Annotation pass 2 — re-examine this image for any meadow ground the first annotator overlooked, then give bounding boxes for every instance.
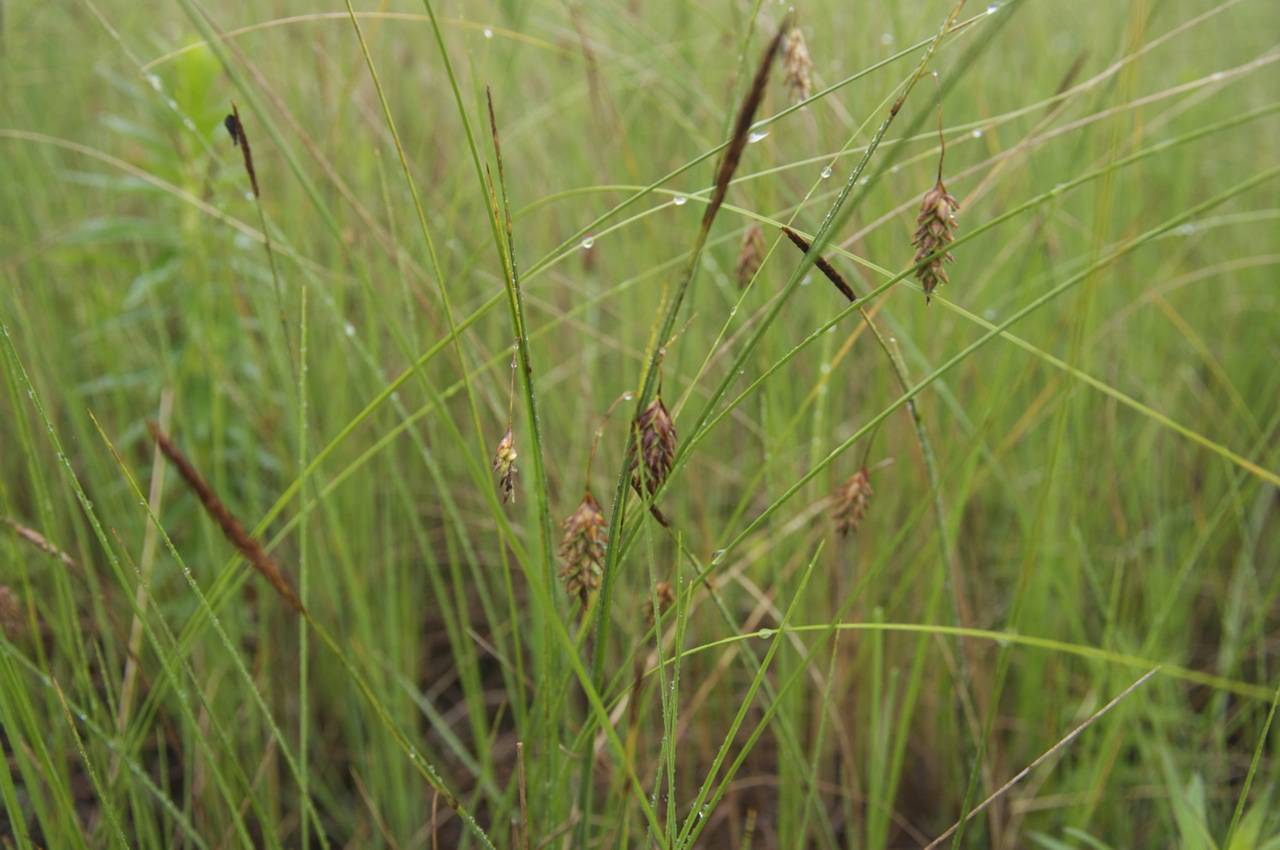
[1,0,1279,847]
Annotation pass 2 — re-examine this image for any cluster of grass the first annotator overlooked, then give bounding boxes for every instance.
[2,0,1278,846]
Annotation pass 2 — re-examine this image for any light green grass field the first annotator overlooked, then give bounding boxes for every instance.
[2,0,1278,847]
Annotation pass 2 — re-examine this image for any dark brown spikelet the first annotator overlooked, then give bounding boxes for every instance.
[558,492,607,607]
[701,22,788,235]
[735,223,767,286]
[782,27,814,102]
[0,585,23,640]
[224,102,260,198]
[492,428,519,504]
[632,396,676,497]
[912,179,959,302]
[147,423,304,614]
[832,467,873,537]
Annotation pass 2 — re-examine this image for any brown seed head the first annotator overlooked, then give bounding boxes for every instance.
[735,223,767,286]
[782,28,814,102]
[0,585,22,640]
[558,492,607,606]
[224,103,260,198]
[911,179,959,302]
[832,467,873,537]
[493,428,519,504]
[631,396,676,497]
[148,423,304,615]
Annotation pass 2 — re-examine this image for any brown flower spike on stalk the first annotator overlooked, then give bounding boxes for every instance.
[735,223,767,286]
[631,396,676,497]
[782,27,814,102]
[832,466,874,537]
[912,78,959,303]
[493,427,519,504]
[558,491,607,607]
[224,102,260,198]
[147,423,304,614]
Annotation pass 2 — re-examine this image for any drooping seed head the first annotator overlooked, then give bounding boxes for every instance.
[782,28,814,103]
[832,467,873,537]
[492,428,519,504]
[558,492,607,606]
[631,396,677,497]
[735,223,767,286]
[911,179,959,302]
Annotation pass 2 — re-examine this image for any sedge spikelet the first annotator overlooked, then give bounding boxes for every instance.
[832,467,873,537]
[224,103,259,198]
[912,179,959,302]
[735,223,767,286]
[147,423,304,614]
[782,28,814,102]
[559,492,607,606]
[631,396,676,497]
[492,428,519,504]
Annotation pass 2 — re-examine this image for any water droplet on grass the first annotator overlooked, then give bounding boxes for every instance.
[483,27,494,39]
[673,194,687,206]
[971,128,983,138]
[820,165,833,179]
[344,322,356,337]
[581,236,595,249]
[748,131,768,144]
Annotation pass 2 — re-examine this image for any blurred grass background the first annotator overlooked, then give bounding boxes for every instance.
[1,0,1278,847]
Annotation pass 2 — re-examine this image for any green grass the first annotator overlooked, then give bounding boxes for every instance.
[2,0,1278,847]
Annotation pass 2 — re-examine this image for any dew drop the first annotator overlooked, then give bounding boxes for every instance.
[890,164,899,174]
[244,191,255,201]
[483,27,494,39]
[986,2,1001,13]
[971,128,983,139]
[801,274,812,286]
[859,176,870,185]
[672,194,687,206]
[819,363,831,374]
[880,32,895,46]
[756,628,774,639]
[182,117,196,131]
[1176,223,1197,236]
[581,236,595,249]
[748,131,769,144]
[820,165,833,179]
[622,391,635,401]
[344,322,356,337]
[165,98,178,110]
[146,74,163,91]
